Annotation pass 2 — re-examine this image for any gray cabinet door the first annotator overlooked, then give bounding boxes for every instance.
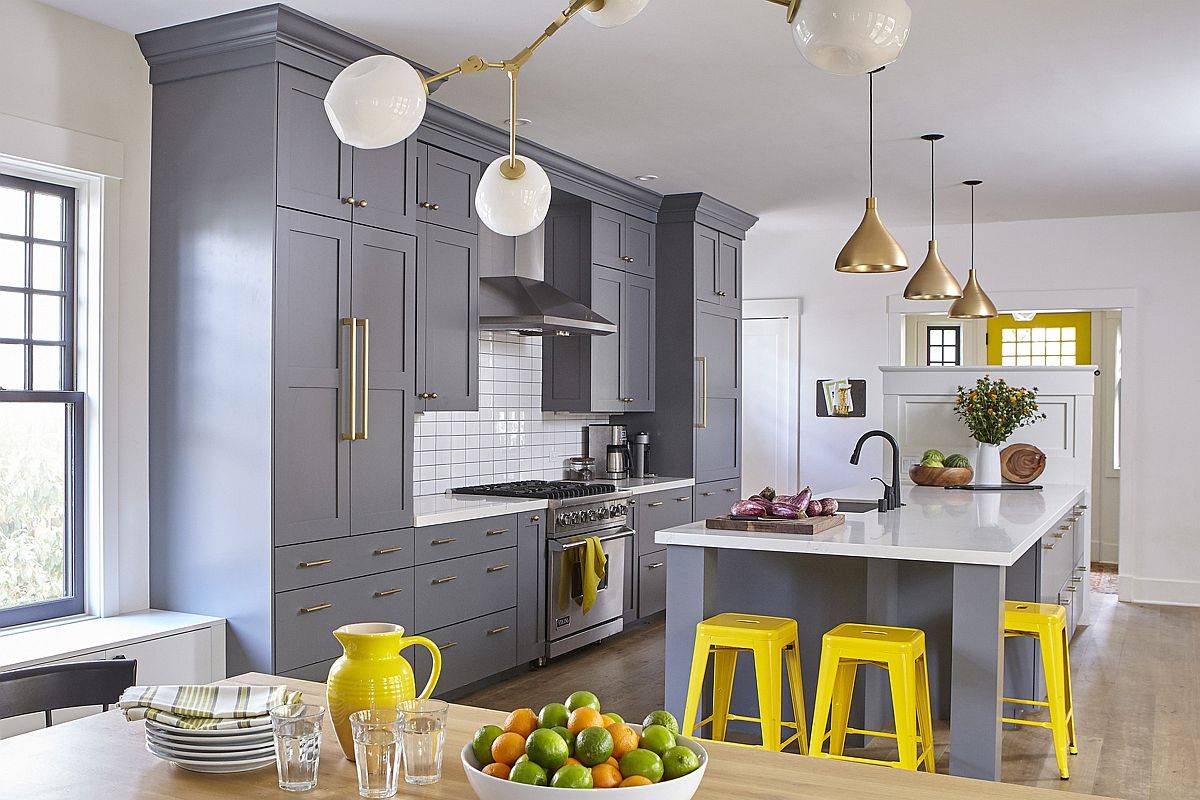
[694,396,741,483]
[590,204,625,269]
[352,141,417,235]
[274,210,351,546]
[692,225,723,304]
[277,66,352,221]
[516,511,545,664]
[692,478,742,522]
[621,273,655,411]
[417,224,479,411]
[541,203,589,411]
[694,303,741,484]
[415,142,480,234]
[717,232,741,307]
[695,302,740,397]
[589,265,624,412]
[349,228,416,534]
[637,554,667,618]
[623,216,656,278]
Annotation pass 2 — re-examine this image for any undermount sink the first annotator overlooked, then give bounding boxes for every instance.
[833,499,881,513]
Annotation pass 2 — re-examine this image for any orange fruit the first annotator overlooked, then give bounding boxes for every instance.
[620,775,653,787]
[605,757,620,769]
[491,732,526,766]
[482,762,510,779]
[568,707,605,735]
[592,763,623,788]
[564,756,583,767]
[601,714,618,726]
[606,723,639,759]
[504,708,539,738]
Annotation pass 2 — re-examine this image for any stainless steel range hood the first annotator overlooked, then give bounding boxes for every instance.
[478,223,615,337]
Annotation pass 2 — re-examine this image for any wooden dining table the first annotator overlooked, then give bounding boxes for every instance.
[0,672,1114,799]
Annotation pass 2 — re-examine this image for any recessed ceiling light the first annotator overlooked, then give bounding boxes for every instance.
[634,174,659,182]
[505,117,532,127]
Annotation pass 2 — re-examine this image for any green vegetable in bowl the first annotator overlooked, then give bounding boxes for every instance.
[922,449,945,463]
[944,453,971,469]
[920,456,945,468]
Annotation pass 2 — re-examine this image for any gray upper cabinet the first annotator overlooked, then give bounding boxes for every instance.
[590,265,624,412]
[693,225,740,308]
[412,141,480,234]
[416,223,479,411]
[716,232,742,306]
[352,142,417,235]
[590,204,655,277]
[621,273,656,411]
[623,216,657,278]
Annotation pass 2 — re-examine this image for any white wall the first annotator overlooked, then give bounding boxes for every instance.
[745,209,1200,606]
[0,0,151,613]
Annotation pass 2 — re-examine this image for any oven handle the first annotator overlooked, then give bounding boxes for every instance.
[549,528,635,552]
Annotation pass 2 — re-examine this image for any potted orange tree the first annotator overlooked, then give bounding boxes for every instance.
[953,375,1046,486]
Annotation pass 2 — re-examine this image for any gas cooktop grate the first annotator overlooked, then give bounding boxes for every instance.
[451,480,617,500]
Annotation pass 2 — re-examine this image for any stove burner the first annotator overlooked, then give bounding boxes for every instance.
[452,480,617,501]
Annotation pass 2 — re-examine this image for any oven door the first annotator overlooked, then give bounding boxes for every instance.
[546,528,631,642]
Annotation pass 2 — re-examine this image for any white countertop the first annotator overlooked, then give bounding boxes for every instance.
[655,482,1087,567]
[413,476,696,527]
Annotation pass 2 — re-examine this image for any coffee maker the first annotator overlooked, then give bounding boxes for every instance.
[585,424,629,479]
[630,431,652,478]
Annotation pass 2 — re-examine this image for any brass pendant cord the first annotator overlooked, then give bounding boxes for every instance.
[969,182,975,267]
[929,135,935,237]
[869,70,875,197]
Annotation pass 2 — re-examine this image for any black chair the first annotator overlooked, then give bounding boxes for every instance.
[0,659,137,727]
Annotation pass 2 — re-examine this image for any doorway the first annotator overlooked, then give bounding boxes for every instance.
[741,299,801,494]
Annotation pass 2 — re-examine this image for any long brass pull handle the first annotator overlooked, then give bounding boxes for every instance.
[300,603,332,614]
[486,563,510,573]
[485,528,509,537]
[341,318,357,441]
[694,356,708,429]
[440,641,458,650]
[431,537,458,545]
[647,562,664,569]
[701,491,714,497]
[647,501,664,508]
[431,576,457,585]
[373,588,404,597]
[374,546,404,556]
[297,559,332,569]
[487,625,510,636]
[356,317,369,440]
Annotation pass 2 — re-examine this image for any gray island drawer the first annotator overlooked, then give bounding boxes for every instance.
[416,516,518,564]
[415,548,518,632]
[274,528,416,592]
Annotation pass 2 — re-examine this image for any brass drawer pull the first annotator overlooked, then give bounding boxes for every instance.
[373,588,404,597]
[701,491,714,497]
[486,563,510,573]
[420,201,440,211]
[1043,543,1055,550]
[725,487,737,493]
[676,496,690,502]
[647,501,664,508]
[431,537,458,546]
[485,528,509,537]
[299,603,332,614]
[1065,586,1078,593]
[341,196,357,205]
[647,562,665,569]
[1075,504,1089,510]
[1060,597,1072,607]
[373,546,404,556]
[1059,525,1072,530]
[431,576,458,585]
[1071,576,1084,583]
[441,641,458,650]
[487,625,511,636]
[297,559,332,569]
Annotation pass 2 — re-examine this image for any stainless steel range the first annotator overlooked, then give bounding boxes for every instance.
[451,481,632,662]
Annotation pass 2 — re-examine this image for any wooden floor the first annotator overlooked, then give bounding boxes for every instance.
[458,587,1200,800]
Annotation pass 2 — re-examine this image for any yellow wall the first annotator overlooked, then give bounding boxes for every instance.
[986,312,1092,365]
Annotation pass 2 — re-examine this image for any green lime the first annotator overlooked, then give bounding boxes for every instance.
[639,724,675,756]
[574,725,614,767]
[508,759,548,786]
[661,745,701,780]
[642,710,680,736]
[603,711,624,724]
[525,728,569,772]
[565,690,601,712]
[537,702,570,730]
[471,724,504,765]
[549,763,594,789]
[619,748,665,783]
[550,725,575,755]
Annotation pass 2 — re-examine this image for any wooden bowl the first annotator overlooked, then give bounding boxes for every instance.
[909,464,974,487]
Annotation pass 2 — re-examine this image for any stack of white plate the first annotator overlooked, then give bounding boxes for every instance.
[144,717,276,774]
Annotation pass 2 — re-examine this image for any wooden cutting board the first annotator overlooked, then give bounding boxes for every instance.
[705,514,846,535]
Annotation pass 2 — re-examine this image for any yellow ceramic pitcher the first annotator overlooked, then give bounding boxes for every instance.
[326,622,442,759]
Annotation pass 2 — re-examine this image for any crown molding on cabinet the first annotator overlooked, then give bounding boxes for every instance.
[658,192,759,239]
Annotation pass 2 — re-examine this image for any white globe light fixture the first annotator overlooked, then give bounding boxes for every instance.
[791,0,911,76]
[581,0,651,28]
[324,55,427,149]
[476,155,552,237]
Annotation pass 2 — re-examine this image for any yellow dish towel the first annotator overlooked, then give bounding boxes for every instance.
[581,536,608,614]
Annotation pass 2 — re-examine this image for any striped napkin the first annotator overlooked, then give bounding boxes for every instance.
[119,684,303,730]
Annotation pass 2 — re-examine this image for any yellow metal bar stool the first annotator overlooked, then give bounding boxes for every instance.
[1002,600,1078,779]
[681,613,808,754]
[809,623,936,772]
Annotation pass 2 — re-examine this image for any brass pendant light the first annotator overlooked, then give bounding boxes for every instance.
[903,134,963,299]
[835,68,909,273]
[948,180,998,319]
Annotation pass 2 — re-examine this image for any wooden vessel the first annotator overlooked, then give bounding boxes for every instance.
[1000,443,1047,484]
[706,514,846,535]
[909,465,974,487]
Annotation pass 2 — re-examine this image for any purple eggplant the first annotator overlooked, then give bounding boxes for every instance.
[768,502,800,519]
[731,499,768,517]
[759,486,777,502]
[806,500,824,517]
[794,487,812,509]
[821,498,839,515]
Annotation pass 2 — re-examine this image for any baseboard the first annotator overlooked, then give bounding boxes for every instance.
[1119,574,1200,607]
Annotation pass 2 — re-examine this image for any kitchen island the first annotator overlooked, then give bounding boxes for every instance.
[658,482,1090,781]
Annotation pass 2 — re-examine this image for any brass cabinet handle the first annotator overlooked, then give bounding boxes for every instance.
[355,317,369,439]
[485,528,509,537]
[647,562,664,569]
[297,559,332,569]
[1075,504,1089,510]
[1043,543,1055,550]
[628,499,637,505]
[1060,597,1072,607]
[486,563,510,573]
[694,356,708,429]
[701,491,714,497]
[620,397,634,403]
[373,587,404,597]
[300,602,332,614]
[1065,586,1078,593]
[1053,532,1065,539]
[341,318,357,441]
[420,201,440,211]
[621,255,634,263]
[716,290,727,297]
[429,392,439,399]
[1071,576,1083,583]
[487,625,511,636]
[418,392,429,399]
[531,515,540,522]
[341,196,357,205]
[647,501,664,508]
[440,641,458,650]
[676,496,690,502]
[725,487,737,492]
[1059,525,1071,530]
[431,575,458,585]
[431,537,458,545]
[373,546,404,556]
[355,199,368,208]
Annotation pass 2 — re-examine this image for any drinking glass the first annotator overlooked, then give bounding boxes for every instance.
[350,709,402,798]
[270,703,325,792]
[396,698,448,785]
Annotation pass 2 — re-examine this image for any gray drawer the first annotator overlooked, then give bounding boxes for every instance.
[638,553,667,618]
[416,516,518,564]
[280,658,337,683]
[1039,521,1074,605]
[413,608,518,695]
[273,568,415,673]
[692,478,741,522]
[274,528,415,592]
[633,487,693,555]
[415,548,517,632]
[1070,503,1087,565]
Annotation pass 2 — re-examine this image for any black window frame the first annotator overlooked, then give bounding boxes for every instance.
[926,324,961,366]
[0,173,85,628]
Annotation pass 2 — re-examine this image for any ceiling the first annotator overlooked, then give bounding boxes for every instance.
[45,0,1200,230]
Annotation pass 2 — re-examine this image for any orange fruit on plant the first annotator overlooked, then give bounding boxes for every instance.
[606,723,639,759]
[504,708,539,738]
[482,762,510,779]
[568,707,605,735]
[591,763,623,788]
[491,732,526,766]
[620,775,653,787]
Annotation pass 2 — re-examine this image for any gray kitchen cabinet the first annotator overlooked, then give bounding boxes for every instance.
[633,487,693,556]
[622,273,656,411]
[416,223,479,411]
[590,204,655,277]
[273,528,416,593]
[413,609,518,696]
[414,515,516,564]
[415,548,518,633]
[353,140,417,235]
[692,478,743,521]
[717,232,742,306]
[412,140,480,234]
[590,265,624,411]
[516,511,546,664]
[637,554,667,618]
[692,225,741,308]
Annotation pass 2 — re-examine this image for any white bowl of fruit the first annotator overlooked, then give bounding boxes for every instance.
[463,691,706,799]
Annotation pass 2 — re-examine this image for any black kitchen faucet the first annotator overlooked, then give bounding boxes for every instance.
[850,430,903,512]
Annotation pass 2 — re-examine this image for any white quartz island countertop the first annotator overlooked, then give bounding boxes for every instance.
[656,482,1087,566]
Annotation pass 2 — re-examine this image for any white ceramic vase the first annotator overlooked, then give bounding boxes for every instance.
[976,442,1002,486]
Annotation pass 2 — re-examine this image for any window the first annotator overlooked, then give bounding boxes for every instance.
[0,174,84,628]
[926,325,961,366]
[987,312,1092,367]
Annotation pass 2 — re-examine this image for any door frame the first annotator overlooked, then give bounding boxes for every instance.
[742,298,803,492]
